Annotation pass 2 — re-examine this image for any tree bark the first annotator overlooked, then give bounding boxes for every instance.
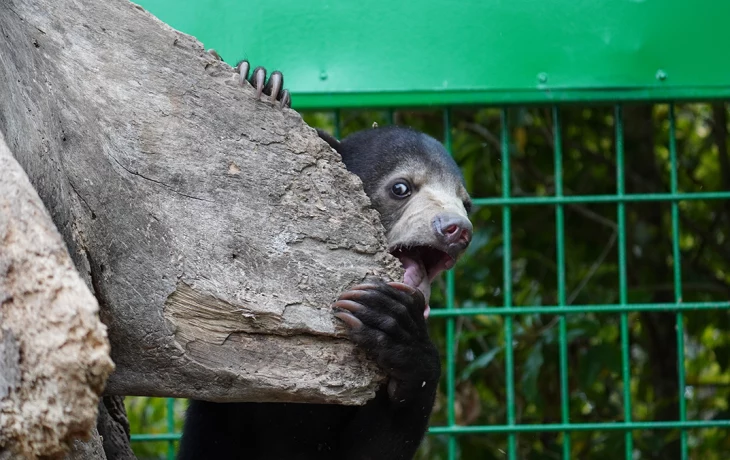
[0,0,398,406]
[0,133,115,458]
[92,397,135,460]
[65,428,108,460]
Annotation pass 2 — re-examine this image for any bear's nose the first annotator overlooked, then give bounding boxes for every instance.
[433,213,473,248]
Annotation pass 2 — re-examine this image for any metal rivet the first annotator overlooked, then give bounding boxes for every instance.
[319,71,328,81]
[538,72,548,84]
[656,70,667,81]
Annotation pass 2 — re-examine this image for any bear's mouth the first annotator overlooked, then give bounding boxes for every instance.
[390,246,456,318]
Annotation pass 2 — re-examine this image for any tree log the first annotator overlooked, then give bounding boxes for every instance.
[92,397,134,460]
[0,133,114,458]
[0,0,399,405]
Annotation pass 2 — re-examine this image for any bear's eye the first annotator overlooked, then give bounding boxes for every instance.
[390,181,411,199]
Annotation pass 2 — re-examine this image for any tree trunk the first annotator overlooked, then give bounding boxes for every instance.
[0,0,398,406]
[92,397,135,460]
[0,133,114,458]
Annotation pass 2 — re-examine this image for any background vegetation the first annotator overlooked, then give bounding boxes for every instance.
[127,103,730,459]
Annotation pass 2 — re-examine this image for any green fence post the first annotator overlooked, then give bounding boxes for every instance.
[552,106,571,459]
[387,109,395,125]
[501,108,517,460]
[614,105,635,459]
[334,109,341,139]
[668,104,688,460]
[443,108,458,460]
[166,398,176,460]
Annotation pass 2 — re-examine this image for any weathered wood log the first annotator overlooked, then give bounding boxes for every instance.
[0,133,115,459]
[91,397,135,460]
[0,0,400,405]
[66,428,107,460]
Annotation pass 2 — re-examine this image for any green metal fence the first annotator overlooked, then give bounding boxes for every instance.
[427,104,730,460]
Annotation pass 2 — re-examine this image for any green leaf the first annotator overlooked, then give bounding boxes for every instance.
[578,343,622,390]
[459,346,503,381]
[521,342,545,401]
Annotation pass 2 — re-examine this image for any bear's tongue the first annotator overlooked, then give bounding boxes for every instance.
[399,254,432,318]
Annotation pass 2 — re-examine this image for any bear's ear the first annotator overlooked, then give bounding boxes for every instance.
[317,129,341,152]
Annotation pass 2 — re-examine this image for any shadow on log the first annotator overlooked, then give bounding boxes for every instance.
[0,0,400,409]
